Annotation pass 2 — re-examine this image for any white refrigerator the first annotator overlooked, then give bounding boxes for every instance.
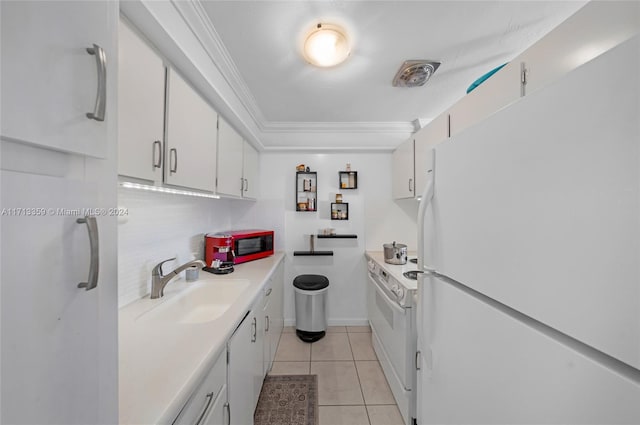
[416,35,640,423]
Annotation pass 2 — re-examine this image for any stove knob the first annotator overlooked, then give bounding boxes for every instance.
[395,286,405,299]
[389,284,401,299]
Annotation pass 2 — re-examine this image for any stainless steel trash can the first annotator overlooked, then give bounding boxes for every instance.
[293,274,329,342]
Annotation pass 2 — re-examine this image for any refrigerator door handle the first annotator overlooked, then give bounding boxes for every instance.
[417,155,435,271]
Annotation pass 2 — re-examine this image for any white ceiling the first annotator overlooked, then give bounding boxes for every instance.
[192,1,587,150]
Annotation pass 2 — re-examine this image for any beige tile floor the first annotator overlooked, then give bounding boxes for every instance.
[268,325,404,425]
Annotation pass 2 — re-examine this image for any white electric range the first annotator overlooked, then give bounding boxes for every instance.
[365,251,420,425]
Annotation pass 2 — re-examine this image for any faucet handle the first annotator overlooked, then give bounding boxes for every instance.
[152,257,176,277]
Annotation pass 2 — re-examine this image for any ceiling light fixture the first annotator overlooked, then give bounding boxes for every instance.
[303,23,351,67]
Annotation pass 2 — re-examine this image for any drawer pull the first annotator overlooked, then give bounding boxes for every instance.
[194,391,215,425]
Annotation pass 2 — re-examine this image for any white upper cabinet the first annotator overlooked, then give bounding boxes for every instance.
[448,62,521,137]
[1,1,111,158]
[118,18,166,182]
[414,113,447,197]
[242,141,259,200]
[216,118,244,197]
[165,68,217,192]
[392,138,415,199]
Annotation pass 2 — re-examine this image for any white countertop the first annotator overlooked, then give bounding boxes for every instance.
[118,253,284,425]
[365,251,420,291]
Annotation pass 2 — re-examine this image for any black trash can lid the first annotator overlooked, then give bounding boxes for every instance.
[293,274,329,291]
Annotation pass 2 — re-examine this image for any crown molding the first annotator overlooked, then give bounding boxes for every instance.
[259,121,415,134]
[173,0,268,127]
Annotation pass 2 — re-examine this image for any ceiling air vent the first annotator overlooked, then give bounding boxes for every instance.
[392,60,441,87]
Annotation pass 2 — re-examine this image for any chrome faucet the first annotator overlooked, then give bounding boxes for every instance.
[151,257,206,299]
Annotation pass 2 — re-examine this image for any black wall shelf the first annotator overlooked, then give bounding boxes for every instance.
[296,171,317,212]
[317,234,358,239]
[331,202,349,220]
[293,251,334,256]
[339,171,358,189]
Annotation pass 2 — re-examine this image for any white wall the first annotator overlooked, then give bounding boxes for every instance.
[117,151,418,322]
[259,152,418,326]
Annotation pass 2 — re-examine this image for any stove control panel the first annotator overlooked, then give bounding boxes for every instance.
[390,284,405,300]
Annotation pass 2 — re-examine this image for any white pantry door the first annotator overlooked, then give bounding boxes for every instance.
[0,1,119,423]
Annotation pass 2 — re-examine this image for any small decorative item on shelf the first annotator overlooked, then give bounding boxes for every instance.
[346,163,351,171]
[335,193,342,203]
[338,171,358,189]
[296,164,305,171]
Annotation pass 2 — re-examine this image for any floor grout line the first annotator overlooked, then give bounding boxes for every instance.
[352,358,372,425]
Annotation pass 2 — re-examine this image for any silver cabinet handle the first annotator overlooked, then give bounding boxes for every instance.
[240,177,244,192]
[265,315,270,332]
[409,178,414,193]
[244,178,248,192]
[224,402,230,425]
[265,288,272,297]
[153,141,162,168]
[415,350,421,371]
[251,317,257,342]
[77,216,99,291]
[86,44,107,122]
[194,391,215,425]
[169,148,177,173]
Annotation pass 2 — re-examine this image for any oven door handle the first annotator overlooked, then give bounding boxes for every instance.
[371,275,407,315]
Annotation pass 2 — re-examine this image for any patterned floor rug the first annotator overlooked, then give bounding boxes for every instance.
[254,374,318,425]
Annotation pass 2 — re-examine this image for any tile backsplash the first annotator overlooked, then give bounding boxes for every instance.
[117,187,253,307]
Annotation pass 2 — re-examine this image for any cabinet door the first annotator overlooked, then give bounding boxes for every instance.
[242,141,259,199]
[266,262,284,370]
[165,68,217,192]
[448,63,521,137]
[228,312,259,425]
[1,1,111,158]
[118,18,165,182]
[253,295,266,400]
[414,113,446,197]
[263,287,272,375]
[392,138,415,199]
[216,118,244,197]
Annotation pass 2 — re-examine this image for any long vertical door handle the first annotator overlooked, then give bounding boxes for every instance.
[152,141,162,168]
[86,44,107,122]
[251,317,257,342]
[77,216,99,290]
[169,148,178,173]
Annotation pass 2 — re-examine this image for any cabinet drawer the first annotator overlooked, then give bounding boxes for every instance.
[173,349,227,425]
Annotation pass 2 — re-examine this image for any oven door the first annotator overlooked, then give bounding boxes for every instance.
[367,272,411,390]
